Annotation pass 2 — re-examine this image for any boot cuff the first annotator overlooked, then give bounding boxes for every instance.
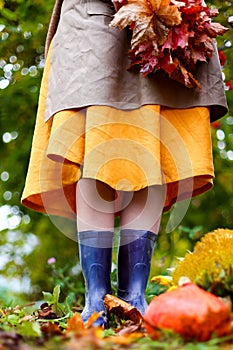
[78,230,114,248]
[120,229,157,245]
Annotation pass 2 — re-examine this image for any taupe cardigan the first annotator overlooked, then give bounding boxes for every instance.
[45,0,64,57]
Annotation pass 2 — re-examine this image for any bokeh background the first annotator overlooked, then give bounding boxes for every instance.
[0,0,233,304]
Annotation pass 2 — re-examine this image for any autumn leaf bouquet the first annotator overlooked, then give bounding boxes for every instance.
[110,0,228,89]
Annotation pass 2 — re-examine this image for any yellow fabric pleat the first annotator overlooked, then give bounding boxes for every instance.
[21,44,214,219]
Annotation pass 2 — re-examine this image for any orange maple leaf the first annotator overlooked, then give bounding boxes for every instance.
[66,313,85,333]
[111,0,181,50]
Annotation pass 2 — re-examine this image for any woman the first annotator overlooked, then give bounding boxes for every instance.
[22,0,228,326]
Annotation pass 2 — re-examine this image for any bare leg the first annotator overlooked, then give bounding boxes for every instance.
[76,178,115,232]
[119,185,165,234]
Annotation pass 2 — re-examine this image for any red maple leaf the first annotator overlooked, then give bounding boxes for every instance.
[163,22,190,50]
[218,50,227,67]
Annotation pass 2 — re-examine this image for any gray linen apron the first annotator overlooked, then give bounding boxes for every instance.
[45,0,228,122]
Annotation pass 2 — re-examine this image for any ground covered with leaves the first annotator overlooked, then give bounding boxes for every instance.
[1,284,233,350]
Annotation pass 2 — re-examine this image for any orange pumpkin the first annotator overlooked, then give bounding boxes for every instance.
[144,283,232,341]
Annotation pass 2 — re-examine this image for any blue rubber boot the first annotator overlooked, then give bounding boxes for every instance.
[117,230,157,315]
[78,230,113,327]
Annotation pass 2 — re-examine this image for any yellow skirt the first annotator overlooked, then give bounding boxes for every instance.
[21,49,214,220]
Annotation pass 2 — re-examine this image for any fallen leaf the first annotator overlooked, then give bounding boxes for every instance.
[106,331,144,345]
[38,303,57,320]
[104,294,143,325]
[66,314,85,334]
[0,331,22,350]
[117,321,142,335]
[65,329,105,350]
[85,311,105,329]
[40,322,63,337]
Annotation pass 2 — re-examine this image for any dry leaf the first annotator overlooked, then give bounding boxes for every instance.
[169,57,202,90]
[38,303,57,320]
[66,313,85,333]
[110,3,142,30]
[111,3,157,50]
[40,322,63,336]
[111,0,181,50]
[156,4,181,27]
[85,311,105,329]
[106,331,144,345]
[117,321,142,335]
[104,294,143,325]
[148,0,173,12]
[110,0,228,89]
[65,328,105,350]
[207,22,229,37]
[154,18,170,46]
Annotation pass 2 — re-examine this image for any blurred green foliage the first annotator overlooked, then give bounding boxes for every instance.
[0,0,233,302]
